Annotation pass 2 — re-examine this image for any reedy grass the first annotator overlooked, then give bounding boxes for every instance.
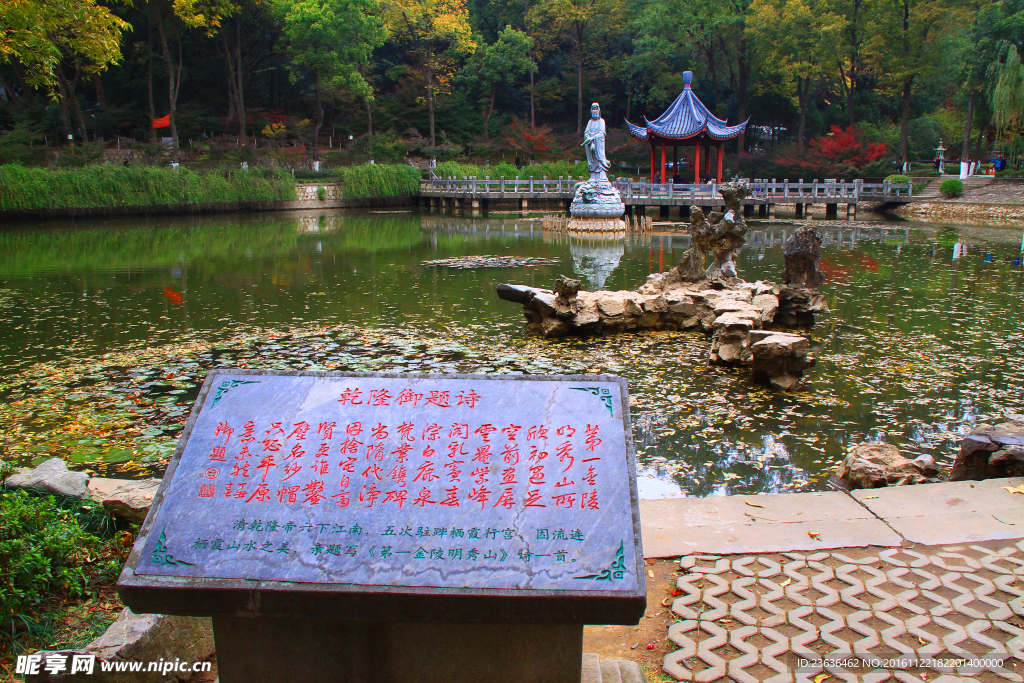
[0,165,296,211]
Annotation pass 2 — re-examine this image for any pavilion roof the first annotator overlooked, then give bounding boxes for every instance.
[626,71,748,142]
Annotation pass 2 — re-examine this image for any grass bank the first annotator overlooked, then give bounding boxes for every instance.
[0,165,296,212]
[293,163,421,198]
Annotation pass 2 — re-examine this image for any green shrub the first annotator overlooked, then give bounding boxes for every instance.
[884,174,910,184]
[995,170,1024,178]
[0,165,296,211]
[0,490,117,641]
[940,178,964,198]
[332,164,420,198]
[432,160,588,180]
[316,186,327,201]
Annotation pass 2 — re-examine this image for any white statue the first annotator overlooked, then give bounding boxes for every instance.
[583,102,611,177]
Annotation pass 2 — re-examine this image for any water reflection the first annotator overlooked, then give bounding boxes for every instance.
[0,210,1022,499]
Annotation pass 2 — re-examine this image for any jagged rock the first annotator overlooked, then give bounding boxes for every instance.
[950,421,1024,480]
[776,285,829,328]
[89,478,161,524]
[6,458,89,499]
[783,225,825,287]
[744,331,816,391]
[553,275,581,298]
[835,443,941,489]
[24,609,214,683]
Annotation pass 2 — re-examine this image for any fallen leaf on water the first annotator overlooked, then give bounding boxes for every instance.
[808,531,821,540]
[646,643,656,650]
[814,674,830,683]
[1003,485,1024,495]
[648,570,655,578]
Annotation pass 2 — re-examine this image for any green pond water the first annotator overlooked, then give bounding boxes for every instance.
[1,209,1022,498]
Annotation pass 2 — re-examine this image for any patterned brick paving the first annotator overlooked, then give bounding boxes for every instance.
[664,542,1024,682]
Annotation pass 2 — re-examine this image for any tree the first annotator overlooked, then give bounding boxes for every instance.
[0,0,128,92]
[461,26,535,137]
[383,0,476,149]
[276,0,386,151]
[528,0,621,134]
[748,0,842,147]
[865,0,957,169]
[216,1,280,137]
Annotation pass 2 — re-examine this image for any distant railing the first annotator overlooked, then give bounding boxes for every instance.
[419,176,913,201]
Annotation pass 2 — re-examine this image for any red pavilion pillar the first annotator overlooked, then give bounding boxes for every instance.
[716,142,723,183]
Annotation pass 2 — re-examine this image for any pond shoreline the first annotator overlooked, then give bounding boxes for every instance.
[0,193,415,221]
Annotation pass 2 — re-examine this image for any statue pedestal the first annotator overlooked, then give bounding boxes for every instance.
[569,175,625,232]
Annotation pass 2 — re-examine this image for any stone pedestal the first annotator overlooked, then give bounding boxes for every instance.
[213,618,583,683]
[569,172,625,233]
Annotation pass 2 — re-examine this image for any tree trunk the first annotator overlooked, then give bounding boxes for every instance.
[960,89,974,174]
[529,69,535,128]
[55,72,72,142]
[366,97,373,141]
[483,84,496,139]
[425,61,435,148]
[312,77,323,152]
[222,33,237,129]
[0,71,18,103]
[67,66,88,141]
[576,43,583,135]
[11,59,35,103]
[736,40,748,153]
[155,15,181,150]
[796,77,811,149]
[92,73,107,106]
[235,16,246,137]
[845,0,862,127]
[148,8,156,143]
[899,75,914,169]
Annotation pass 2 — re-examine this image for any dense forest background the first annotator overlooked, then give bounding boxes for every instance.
[1,0,1023,176]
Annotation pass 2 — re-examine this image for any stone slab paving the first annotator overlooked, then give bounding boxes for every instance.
[662,541,1024,682]
[640,492,902,558]
[645,479,1024,681]
[852,479,1024,545]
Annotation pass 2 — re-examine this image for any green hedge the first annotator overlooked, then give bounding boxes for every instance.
[433,160,589,181]
[940,178,964,198]
[0,165,296,211]
[884,174,910,184]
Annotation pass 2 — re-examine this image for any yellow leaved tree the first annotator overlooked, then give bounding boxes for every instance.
[382,0,476,149]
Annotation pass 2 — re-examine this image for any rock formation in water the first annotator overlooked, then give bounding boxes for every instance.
[495,181,829,390]
[777,224,829,328]
[950,418,1024,480]
[834,444,941,489]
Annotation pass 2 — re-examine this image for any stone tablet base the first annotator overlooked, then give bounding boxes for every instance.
[213,617,584,683]
[568,217,627,232]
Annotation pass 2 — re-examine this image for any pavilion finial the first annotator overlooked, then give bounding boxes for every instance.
[683,71,693,88]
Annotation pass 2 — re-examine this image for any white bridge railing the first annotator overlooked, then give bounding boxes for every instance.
[419,176,913,201]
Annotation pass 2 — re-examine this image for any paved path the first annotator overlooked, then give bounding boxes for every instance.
[637,479,1024,682]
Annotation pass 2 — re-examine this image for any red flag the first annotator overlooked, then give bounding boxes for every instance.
[163,286,182,304]
[152,115,170,129]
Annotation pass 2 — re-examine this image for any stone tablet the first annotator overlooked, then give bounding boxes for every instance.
[120,371,645,624]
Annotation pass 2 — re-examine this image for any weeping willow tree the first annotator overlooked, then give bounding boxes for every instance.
[988,42,1024,140]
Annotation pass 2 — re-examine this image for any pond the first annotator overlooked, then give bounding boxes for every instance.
[1,208,1022,499]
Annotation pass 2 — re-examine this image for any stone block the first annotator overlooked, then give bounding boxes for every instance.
[951,421,1024,480]
[835,443,937,489]
[24,609,214,683]
[7,458,89,499]
[101,479,162,524]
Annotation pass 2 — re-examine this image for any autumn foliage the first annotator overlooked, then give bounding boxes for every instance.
[741,126,894,178]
